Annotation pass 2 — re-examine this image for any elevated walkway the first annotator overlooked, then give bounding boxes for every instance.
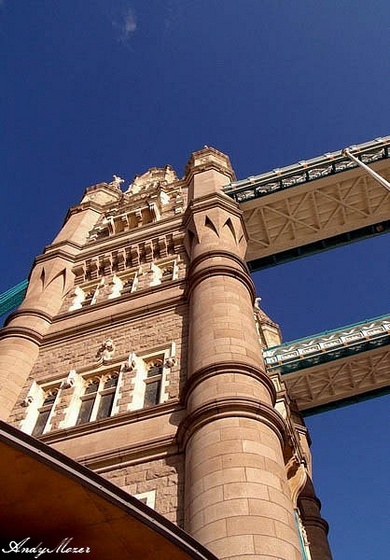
[265,315,390,415]
[224,137,390,269]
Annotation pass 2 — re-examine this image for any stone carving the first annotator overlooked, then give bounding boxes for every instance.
[286,454,308,506]
[21,382,39,408]
[87,224,109,242]
[96,339,116,364]
[186,208,244,256]
[61,370,77,389]
[110,175,125,189]
[120,352,137,373]
[164,357,177,368]
[87,215,114,241]
[108,275,123,299]
[159,190,170,205]
[149,263,163,287]
[125,165,178,195]
[21,395,34,407]
[68,286,86,311]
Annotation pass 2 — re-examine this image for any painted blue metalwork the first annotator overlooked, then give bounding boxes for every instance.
[294,510,309,560]
[263,314,390,375]
[0,279,28,317]
[247,221,390,272]
[224,136,390,203]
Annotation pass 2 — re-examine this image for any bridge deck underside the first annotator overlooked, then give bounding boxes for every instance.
[242,160,390,268]
[282,345,390,415]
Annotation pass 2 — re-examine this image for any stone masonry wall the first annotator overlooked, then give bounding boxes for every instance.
[9,304,188,430]
[102,454,185,527]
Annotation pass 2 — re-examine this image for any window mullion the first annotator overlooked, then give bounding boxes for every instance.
[89,379,104,421]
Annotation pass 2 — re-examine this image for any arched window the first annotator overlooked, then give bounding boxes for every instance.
[143,360,164,408]
[32,389,59,436]
[76,373,119,425]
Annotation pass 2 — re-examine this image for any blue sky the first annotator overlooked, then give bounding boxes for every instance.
[1,1,389,557]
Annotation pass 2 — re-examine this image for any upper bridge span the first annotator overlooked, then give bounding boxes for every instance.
[224,136,390,269]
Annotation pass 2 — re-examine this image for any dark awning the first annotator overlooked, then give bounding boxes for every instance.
[0,421,216,560]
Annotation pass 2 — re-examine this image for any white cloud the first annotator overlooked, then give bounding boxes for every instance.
[123,10,137,35]
[114,7,137,43]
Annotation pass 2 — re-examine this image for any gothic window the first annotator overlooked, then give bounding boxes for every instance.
[161,265,174,282]
[143,359,164,408]
[121,276,135,295]
[32,389,59,437]
[81,287,97,307]
[76,373,119,425]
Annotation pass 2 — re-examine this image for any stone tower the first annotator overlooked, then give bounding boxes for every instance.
[0,148,332,559]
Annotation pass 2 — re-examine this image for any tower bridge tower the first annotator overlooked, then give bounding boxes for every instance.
[0,146,348,559]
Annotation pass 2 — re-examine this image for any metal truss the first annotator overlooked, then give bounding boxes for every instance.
[264,315,390,374]
[281,346,390,414]
[225,136,390,202]
[241,163,390,266]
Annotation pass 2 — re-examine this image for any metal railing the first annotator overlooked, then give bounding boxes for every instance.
[263,314,390,374]
[224,136,390,203]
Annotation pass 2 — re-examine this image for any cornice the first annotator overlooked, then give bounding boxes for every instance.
[81,434,180,472]
[0,325,44,345]
[182,361,276,407]
[34,246,79,264]
[80,215,186,257]
[84,182,124,196]
[188,249,249,275]
[183,191,241,224]
[184,162,236,185]
[178,396,287,450]
[3,307,52,329]
[41,400,184,445]
[46,281,187,343]
[300,514,330,533]
[42,238,83,254]
[64,199,106,221]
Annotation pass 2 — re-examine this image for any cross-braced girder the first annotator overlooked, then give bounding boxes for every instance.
[282,346,390,414]
[241,160,390,266]
[223,137,390,268]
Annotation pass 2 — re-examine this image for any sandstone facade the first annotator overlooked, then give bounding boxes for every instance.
[0,152,332,560]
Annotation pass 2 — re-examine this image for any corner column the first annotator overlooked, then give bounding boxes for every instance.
[0,183,121,420]
[298,478,333,560]
[291,405,333,560]
[181,148,301,560]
